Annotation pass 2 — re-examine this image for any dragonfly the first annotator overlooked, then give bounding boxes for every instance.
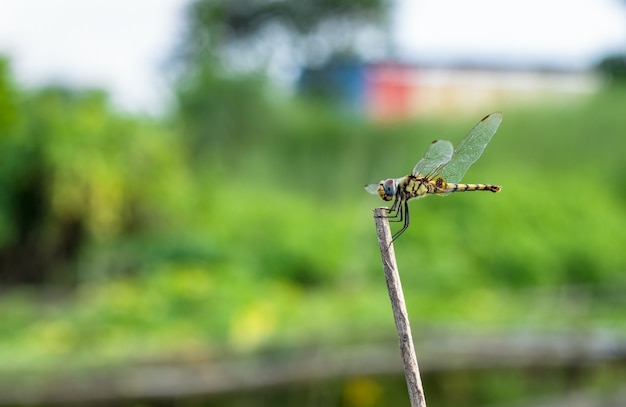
[365,112,503,242]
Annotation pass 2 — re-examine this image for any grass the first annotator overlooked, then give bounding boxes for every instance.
[1,85,626,377]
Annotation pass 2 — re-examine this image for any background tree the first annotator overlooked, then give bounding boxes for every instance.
[173,0,390,156]
[0,62,189,285]
[178,0,389,73]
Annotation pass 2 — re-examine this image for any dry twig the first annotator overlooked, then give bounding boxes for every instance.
[373,207,427,407]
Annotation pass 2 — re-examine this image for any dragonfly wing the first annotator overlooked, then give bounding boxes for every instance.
[412,140,454,176]
[437,112,502,183]
[365,183,380,195]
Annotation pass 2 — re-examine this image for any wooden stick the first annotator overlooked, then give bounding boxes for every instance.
[373,207,427,407]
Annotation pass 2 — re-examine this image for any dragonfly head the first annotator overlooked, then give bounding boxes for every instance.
[379,178,397,201]
[365,178,397,201]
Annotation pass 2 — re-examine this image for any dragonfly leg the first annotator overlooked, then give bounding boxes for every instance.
[375,196,402,221]
[387,197,404,222]
[391,200,410,243]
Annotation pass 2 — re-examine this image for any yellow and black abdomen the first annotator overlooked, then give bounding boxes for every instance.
[442,182,501,193]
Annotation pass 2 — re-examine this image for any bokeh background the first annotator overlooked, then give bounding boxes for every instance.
[1,0,626,406]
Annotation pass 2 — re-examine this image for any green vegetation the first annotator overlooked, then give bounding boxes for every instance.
[1,51,626,377]
[3,1,625,404]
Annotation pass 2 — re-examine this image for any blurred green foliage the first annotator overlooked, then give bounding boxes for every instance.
[1,2,624,404]
[597,53,626,82]
[0,60,191,284]
[1,52,626,387]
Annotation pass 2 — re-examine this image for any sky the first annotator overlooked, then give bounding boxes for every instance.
[0,0,187,113]
[394,0,626,68]
[1,0,625,113]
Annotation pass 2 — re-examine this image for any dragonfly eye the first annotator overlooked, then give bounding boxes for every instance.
[380,179,396,200]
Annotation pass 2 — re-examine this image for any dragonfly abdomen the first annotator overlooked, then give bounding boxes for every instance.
[441,182,501,193]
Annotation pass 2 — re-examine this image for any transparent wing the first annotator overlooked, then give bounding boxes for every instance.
[435,112,502,183]
[364,183,380,195]
[412,140,454,176]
